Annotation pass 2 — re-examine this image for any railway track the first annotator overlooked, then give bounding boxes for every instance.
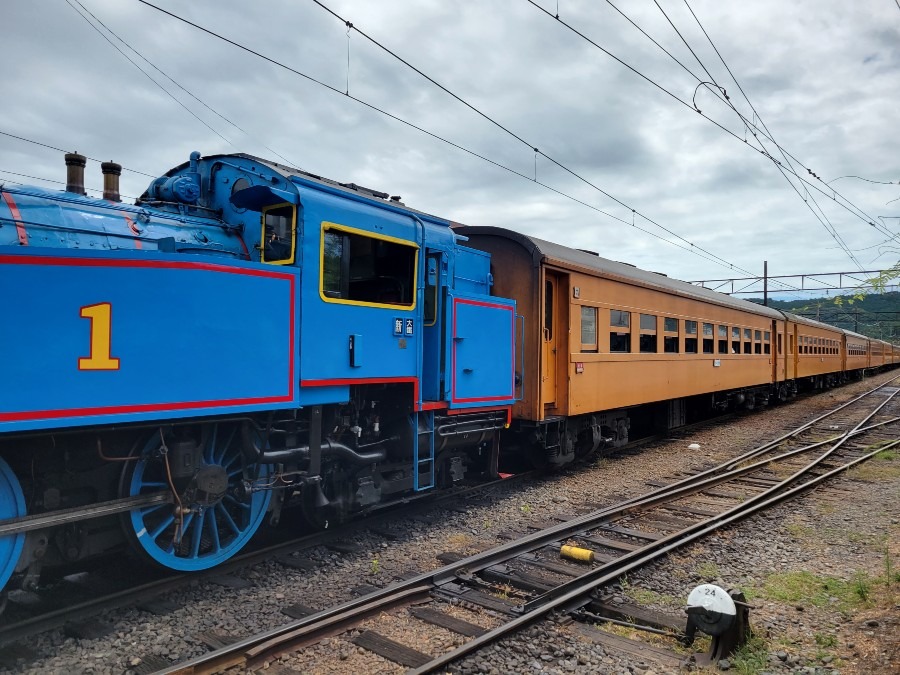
[0,471,538,649]
[0,407,734,651]
[154,375,900,674]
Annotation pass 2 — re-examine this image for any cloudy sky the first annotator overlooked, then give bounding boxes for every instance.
[3,0,899,297]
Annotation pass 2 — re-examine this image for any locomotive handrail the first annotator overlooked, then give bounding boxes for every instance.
[516,313,525,401]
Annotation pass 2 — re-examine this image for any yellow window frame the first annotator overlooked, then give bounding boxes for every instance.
[260,202,297,265]
[319,221,419,310]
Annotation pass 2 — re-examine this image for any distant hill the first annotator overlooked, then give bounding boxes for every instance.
[745,292,900,341]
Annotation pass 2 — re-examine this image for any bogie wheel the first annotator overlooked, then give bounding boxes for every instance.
[120,425,272,572]
[0,457,26,593]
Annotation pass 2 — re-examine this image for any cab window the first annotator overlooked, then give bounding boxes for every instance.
[321,224,417,307]
[261,203,296,264]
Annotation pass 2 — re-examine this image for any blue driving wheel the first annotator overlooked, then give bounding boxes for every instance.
[123,425,271,572]
[0,456,26,593]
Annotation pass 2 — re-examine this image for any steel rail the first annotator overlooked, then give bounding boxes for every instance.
[0,471,536,647]
[158,380,900,674]
[521,385,900,612]
[409,437,900,674]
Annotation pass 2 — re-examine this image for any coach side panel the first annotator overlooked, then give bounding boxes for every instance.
[567,273,777,415]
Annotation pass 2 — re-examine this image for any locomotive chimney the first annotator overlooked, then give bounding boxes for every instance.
[101,161,122,202]
[64,152,87,196]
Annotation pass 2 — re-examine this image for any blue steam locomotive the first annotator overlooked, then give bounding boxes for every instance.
[0,152,518,595]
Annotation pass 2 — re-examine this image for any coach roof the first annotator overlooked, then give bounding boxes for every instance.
[457,226,784,320]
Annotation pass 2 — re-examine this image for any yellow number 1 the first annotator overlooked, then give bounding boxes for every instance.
[79,302,120,371]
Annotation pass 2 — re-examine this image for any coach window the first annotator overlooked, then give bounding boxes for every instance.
[664,317,679,353]
[702,323,714,354]
[777,333,783,355]
[610,309,631,353]
[743,328,752,354]
[764,331,771,355]
[261,203,297,265]
[581,306,598,353]
[754,330,762,354]
[718,325,728,353]
[321,224,417,307]
[640,313,658,353]
[685,320,698,353]
[731,327,740,354]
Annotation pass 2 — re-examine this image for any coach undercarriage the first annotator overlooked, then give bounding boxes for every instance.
[507,370,878,472]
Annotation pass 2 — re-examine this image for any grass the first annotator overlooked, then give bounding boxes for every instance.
[814,632,837,648]
[446,533,472,548]
[847,443,900,481]
[759,570,881,612]
[493,583,513,600]
[695,561,720,578]
[729,635,770,675]
[886,547,900,586]
[623,586,681,609]
[785,523,815,539]
[848,462,900,481]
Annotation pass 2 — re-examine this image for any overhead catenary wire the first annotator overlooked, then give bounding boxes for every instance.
[65,0,235,149]
[675,0,891,239]
[673,0,871,271]
[0,129,156,178]
[131,0,759,276]
[684,0,895,243]
[828,175,898,186]
[306,0,753,277]
[558,0,877,284]
[523,0,889,244]
[630,0,880,262]
[0,167,140,201]
[530,1,874,244]
[69,0,299,169]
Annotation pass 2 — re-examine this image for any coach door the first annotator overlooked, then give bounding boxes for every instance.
[542,273,559,408]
